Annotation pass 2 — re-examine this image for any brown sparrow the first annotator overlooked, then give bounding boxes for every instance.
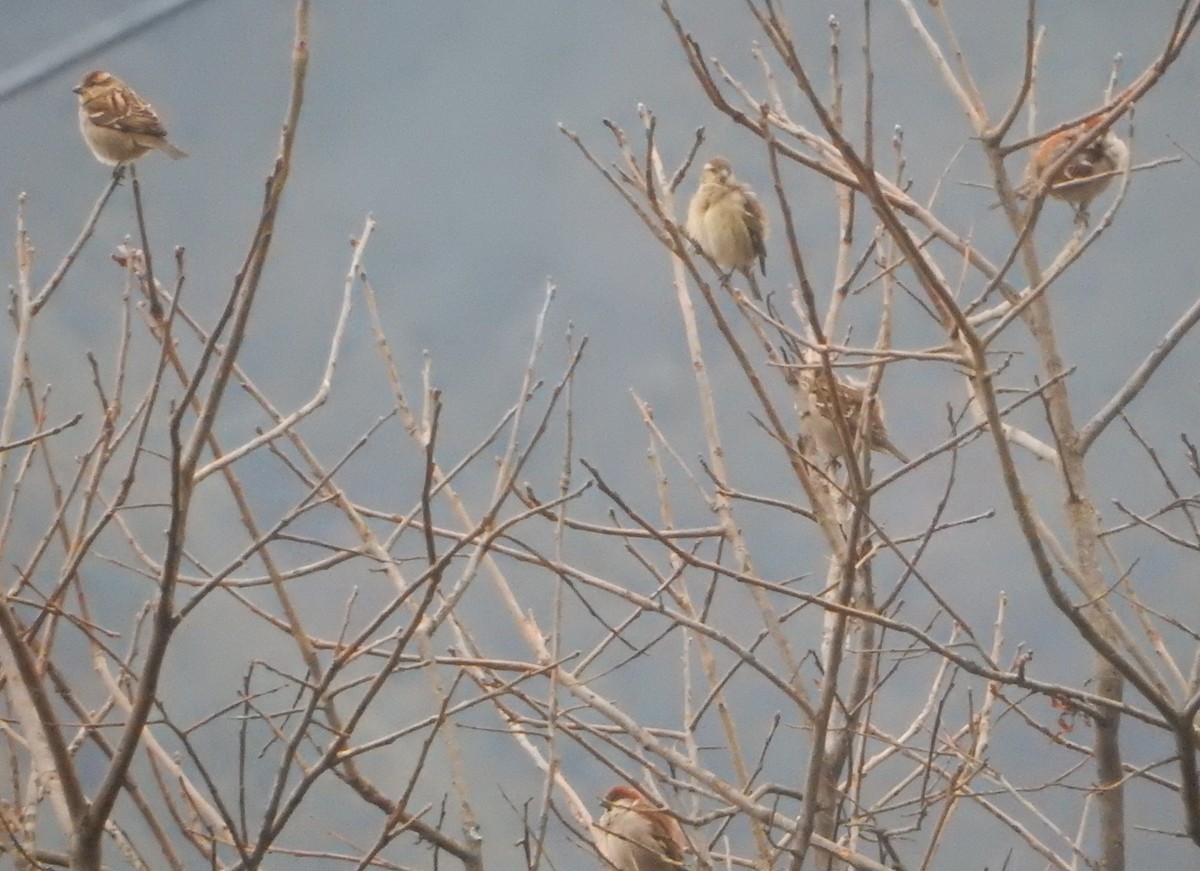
[1020,114,1127,213]
[800,372,908,465]
[686,157,767,295]
[595,784,686,871]
[74,70,187,165]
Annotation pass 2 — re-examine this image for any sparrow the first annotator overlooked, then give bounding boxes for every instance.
[1020,114,1127,214]
[685,157,767,296]
[595,784,686,871]
[74,70,188,166]
[799,372,908,465]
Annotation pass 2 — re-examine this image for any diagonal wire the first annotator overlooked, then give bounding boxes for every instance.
[0,0,211,104]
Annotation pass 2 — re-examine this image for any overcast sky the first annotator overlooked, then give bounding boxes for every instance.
[2,2,1200,868]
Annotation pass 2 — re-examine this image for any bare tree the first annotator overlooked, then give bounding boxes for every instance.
[547,3,1200,871]
[3,2,1200,871]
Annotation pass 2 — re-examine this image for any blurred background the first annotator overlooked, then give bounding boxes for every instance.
[2,1,1199,868]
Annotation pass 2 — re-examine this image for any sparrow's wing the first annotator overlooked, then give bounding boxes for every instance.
[88,92,169,138]
[652,815,687,863]
[744,194,768,275]
[832,381,865,423]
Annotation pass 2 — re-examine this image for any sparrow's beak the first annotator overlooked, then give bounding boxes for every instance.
[72,86,83,95]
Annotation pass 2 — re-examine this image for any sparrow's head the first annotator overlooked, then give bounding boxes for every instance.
[701,157,733,184]
[1035,114,1123,170]
[1030,113,1128,205]
[601,784,645,810]
[74,70,123,100]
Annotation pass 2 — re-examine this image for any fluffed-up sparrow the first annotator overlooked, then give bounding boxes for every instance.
[686,157,767,297]
[1020,114,1127,214]
[596,784,686,871]
[800,372,908,465]
[74,70,188,166]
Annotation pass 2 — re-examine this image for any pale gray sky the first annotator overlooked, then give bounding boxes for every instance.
[2,2,1199,868]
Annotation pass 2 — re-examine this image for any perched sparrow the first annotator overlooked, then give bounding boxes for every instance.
[1020,114,1127,213]
[595,784,686,871]
[685,157,767,296]
[800,372,908,465]
[74,70,188,165]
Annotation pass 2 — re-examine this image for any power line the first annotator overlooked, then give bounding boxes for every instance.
[0,0,211,104]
